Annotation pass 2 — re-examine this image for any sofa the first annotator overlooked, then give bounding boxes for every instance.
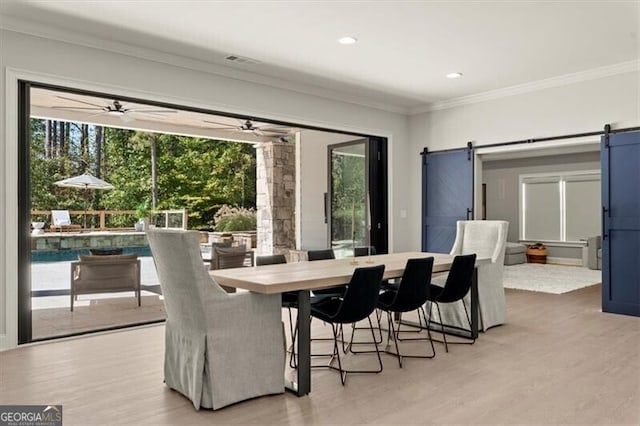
[504,242,526,265]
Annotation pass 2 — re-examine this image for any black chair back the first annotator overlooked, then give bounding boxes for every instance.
[256,254,287,266]
[390,257,434,312]
[436,254,476,303]
[308,249,335,261]
[332,265,385,324]
[354,246,377,257]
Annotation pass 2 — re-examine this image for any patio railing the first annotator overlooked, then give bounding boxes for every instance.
[30,209,188,231]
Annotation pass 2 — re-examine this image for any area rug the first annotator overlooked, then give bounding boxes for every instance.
[503,263,602,294]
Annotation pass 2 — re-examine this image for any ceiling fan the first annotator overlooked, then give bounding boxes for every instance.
[52,96,177,122]
[202,118,292,137]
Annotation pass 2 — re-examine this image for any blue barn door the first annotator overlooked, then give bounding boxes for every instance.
[602,130,640,316]
[422,146,474,253]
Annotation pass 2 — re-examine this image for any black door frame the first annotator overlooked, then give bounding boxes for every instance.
[18,80,32,344]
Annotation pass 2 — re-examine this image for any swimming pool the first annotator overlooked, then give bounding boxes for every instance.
[31,246,152,262]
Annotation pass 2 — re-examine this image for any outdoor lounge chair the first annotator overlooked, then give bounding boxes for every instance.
[70,253,141,311]
[50,210,81,232]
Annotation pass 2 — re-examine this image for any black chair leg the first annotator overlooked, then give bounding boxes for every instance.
[429,301,449,353]
[384,309,436,367]
[348,314,383,354]
[350,309,384,345]
[290,317,346,369]
[427,300,475,351]
[386,311,403,368]
[461,299,476,346]
[327,317,383,386]
[395,310,425,340]
[286,307,298,369]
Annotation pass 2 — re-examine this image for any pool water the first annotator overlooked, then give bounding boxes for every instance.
[31,246,152,262]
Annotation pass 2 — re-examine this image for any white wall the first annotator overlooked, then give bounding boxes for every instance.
[0,28,410,349]
[296,130,362,250]
[410,71,640,151]
[483,152,601,260]
[407,70,640,257]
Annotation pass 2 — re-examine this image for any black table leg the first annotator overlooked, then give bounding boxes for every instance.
[285,290,310,396]
[470,266,479,339]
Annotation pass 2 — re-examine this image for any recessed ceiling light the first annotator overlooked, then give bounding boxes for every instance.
[338,36,358,45]
[446,72,463,79]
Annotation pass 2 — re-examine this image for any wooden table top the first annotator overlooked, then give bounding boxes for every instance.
[210,251,456,294]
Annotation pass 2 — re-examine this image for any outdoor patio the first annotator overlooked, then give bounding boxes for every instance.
[30,256,164,339]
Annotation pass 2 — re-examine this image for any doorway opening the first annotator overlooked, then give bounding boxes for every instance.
[18,81,389,343]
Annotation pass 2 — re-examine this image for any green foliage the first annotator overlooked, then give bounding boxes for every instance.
[135,202,150,219]
[213,205,257,232]
[30,119,257,229]
[330,150,366,241]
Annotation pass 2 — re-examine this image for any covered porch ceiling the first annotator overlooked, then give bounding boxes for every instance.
[30,87,302,144]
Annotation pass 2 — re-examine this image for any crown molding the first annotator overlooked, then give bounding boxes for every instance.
[412,60,640,115]
[0,14,410,115]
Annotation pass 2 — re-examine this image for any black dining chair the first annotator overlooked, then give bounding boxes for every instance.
[307,249,346,299]
[307,248,335,261]
[255,254,297,367]
[351,245,386,343]
[376,257,435,367]
[310,264,386,385]
[426,253,477,352]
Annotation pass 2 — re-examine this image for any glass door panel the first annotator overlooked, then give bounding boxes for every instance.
[329,140,368,258]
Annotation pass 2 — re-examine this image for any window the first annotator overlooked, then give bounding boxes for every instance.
[520,171,600,243]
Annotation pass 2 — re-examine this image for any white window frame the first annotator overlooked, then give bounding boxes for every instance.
[519,170,600,243]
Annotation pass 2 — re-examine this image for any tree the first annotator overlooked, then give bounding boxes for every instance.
[30,119,258,230]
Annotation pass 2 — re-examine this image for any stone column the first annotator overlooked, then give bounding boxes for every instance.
[256,141,296,256]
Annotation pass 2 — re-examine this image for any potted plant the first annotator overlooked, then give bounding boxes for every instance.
[213,205,257,247]
[134,202,150,231]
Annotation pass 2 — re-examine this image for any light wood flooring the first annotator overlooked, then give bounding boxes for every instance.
[1,285,639,425]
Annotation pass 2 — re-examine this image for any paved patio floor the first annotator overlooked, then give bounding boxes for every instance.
[31,257,160,310]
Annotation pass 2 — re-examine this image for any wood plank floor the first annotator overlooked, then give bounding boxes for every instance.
[1,285,639,425]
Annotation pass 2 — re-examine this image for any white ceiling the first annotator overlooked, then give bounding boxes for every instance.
[1,1,638,113]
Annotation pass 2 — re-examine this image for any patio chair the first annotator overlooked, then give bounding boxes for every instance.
[209,245,252,292]
[146,229,284,410]
[70,253,141,311]
[50,210,81,232]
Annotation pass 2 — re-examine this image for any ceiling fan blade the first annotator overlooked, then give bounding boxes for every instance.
[128,111,172,119]
[51,106,103,110]
[259,128,291,135]
[259,124,291,130]
[128,108,178,114]
[202,119,240,129]
[54,95,106,108]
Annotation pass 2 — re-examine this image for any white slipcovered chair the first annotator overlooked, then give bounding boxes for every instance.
[146,229,284,410]
[434,220,509,332]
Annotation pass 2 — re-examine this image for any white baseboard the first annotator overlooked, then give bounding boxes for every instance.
[547,256,584,266]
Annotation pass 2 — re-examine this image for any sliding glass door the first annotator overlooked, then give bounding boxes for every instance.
[328,137,387,258]
[329,140,368,257]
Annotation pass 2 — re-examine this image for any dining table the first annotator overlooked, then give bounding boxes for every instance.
[210,251,481,396]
